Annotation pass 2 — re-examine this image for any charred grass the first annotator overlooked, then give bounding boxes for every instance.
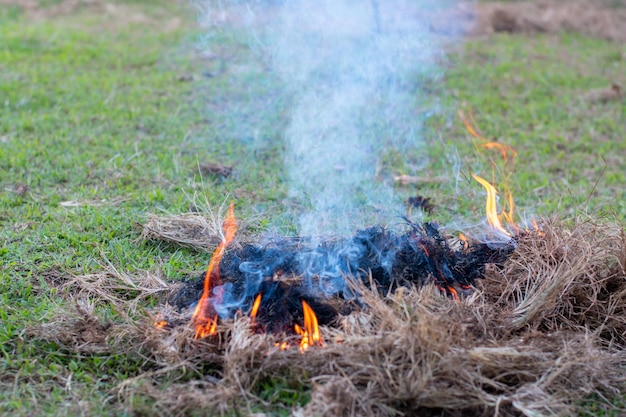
[1,0,626,416]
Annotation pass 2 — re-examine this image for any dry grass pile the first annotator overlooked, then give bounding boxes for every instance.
[140,198,238,251]
[141,213,223,251]
[30,218,626,416]
[29,265,169,354]
[474,0,626,42]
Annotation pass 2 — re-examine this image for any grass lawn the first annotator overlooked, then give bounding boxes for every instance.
[0,0,624,415]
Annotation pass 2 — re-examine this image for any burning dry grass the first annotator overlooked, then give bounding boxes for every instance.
[30,218,626,416]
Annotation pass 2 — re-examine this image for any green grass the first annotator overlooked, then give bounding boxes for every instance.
[0,1,625,415]
[421,33,626,223]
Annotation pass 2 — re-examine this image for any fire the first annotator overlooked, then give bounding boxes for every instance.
[191,203,238,339]
[501,189,518,233]
[531,218,544,236]
[447,286,460,302]
[458,232,468,250]
[460,109,522,235]
[294,300,324,353]
[459,110,517,162]
[472,174,511,237]
[250,293,262,325]
[274,341,289,350]
[481,142,517,163]
[459,109,486,142]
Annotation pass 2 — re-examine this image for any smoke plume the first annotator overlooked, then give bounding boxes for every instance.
[198,0,469,235]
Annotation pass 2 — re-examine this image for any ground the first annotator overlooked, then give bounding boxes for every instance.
[0,0,625,416]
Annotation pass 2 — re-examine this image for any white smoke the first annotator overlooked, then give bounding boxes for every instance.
[198,0,470,236]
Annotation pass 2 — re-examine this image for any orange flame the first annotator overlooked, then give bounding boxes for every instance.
[501,190,518,233]
[472,174,510,237]
[459,110,517,163]
[154,320,168,329]
[481,142,517,163]
[447,286,460,302]
[250,293,262,325]
[294,300,324,353]
[274,341,289,351]
[458,232,468,247]
[191,203,238,339]
[459,109,486,142]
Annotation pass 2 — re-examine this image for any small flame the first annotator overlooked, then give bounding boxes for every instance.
[274,341,289,350]
[481,142,517,163]
[447,286,460,302]
[458,232,468,250]
[472,174,510,237]
[459,110,517,163]
[194,313,218,339]
[532,218,539,231]
[531,218,544,236]
[501,190,518,233]
[154,320,168,329]
[294,300,324,353]
[191,203,238,339]
[250,293,262,325]
[459,109,487,142]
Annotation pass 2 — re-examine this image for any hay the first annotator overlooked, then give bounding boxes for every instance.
[474,0,626,43]
[31,218,626,416]
[28,264,170,354]
[140,197,235,251]
[141,213,223,251]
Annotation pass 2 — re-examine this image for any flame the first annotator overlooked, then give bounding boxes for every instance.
[447,286,460,302]
[191,203,238,339]
[482,142,517,163]
[531,218,544,236]
[294,300,324,353]
[275,341,289,350]
[458,232,468,250]
[532,218,539,231]
[501,189,519,233]
[459,109,486,142]
[459,110,517,163]
[472,174,510,237]
[154,320,168,329]
[250,293,262,325]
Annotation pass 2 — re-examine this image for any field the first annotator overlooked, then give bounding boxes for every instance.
[1,0,625,416]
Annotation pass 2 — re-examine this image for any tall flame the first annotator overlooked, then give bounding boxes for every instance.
[191,203,238,339]
[472,174,510,237]
[294,300,324,353]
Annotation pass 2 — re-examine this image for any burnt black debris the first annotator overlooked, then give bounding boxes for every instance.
[406,195,434,214]
[169,222,516,332]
